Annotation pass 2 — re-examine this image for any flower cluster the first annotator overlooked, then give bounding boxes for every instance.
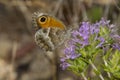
[60,18,120,70]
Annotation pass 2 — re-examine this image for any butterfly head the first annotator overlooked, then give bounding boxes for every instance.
[32,12,65,30]
[32,11,69,51]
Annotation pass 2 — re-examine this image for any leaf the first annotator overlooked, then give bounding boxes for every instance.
[104,50,120,79]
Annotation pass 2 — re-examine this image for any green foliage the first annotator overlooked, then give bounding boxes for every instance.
[104,50,120,79]
[68,58,88,75]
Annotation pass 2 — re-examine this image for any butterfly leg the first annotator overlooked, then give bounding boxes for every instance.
[45,28,51,38]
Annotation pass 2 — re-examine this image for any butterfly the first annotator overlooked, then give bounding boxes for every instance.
[32,12,71,51]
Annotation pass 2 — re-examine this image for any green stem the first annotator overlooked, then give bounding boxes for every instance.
[89,59,104,80]
[81,72,88,80]
[103,59,111,78]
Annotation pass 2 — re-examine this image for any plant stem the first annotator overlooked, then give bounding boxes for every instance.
[103,59,111,78]
[89,59,104,80]
[81,72,88,80]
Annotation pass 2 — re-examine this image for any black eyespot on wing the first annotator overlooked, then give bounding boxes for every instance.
[40,17,46,22]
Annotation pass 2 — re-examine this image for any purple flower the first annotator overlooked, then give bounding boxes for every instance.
[96,37,105,48]
[72,30,81,38]
[98,18,110,26]
[112,43,120,50]
[78,22,90,40]
[90,24,100,34]
[60,61,71,70]
[60,58,66,62]
[64,45,80,59]
[60,18,120,70]
[71,22,91,48]
[82,38,89,46]
[110,34,120,50]
[112,34,120,39]
[72,38,81,44]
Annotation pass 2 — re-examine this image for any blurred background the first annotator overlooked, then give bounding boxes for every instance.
[0,0,120,80]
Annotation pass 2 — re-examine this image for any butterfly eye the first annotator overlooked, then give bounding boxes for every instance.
[39,16,47,24]
[40,17,46,22]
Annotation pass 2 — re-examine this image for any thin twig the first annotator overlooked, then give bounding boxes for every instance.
[12,0,32,34]
[103,59,111,78]
[11,41,18,65]
[112,0,120,11]
[80,2,88,21]
[53,0,63,15]
[7,41,18,80]
[81,72,88,80]
[104,4,110,19]
[89,59,104,80]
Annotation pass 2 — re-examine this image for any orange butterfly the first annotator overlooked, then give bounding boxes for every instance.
[32,12,70,51]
